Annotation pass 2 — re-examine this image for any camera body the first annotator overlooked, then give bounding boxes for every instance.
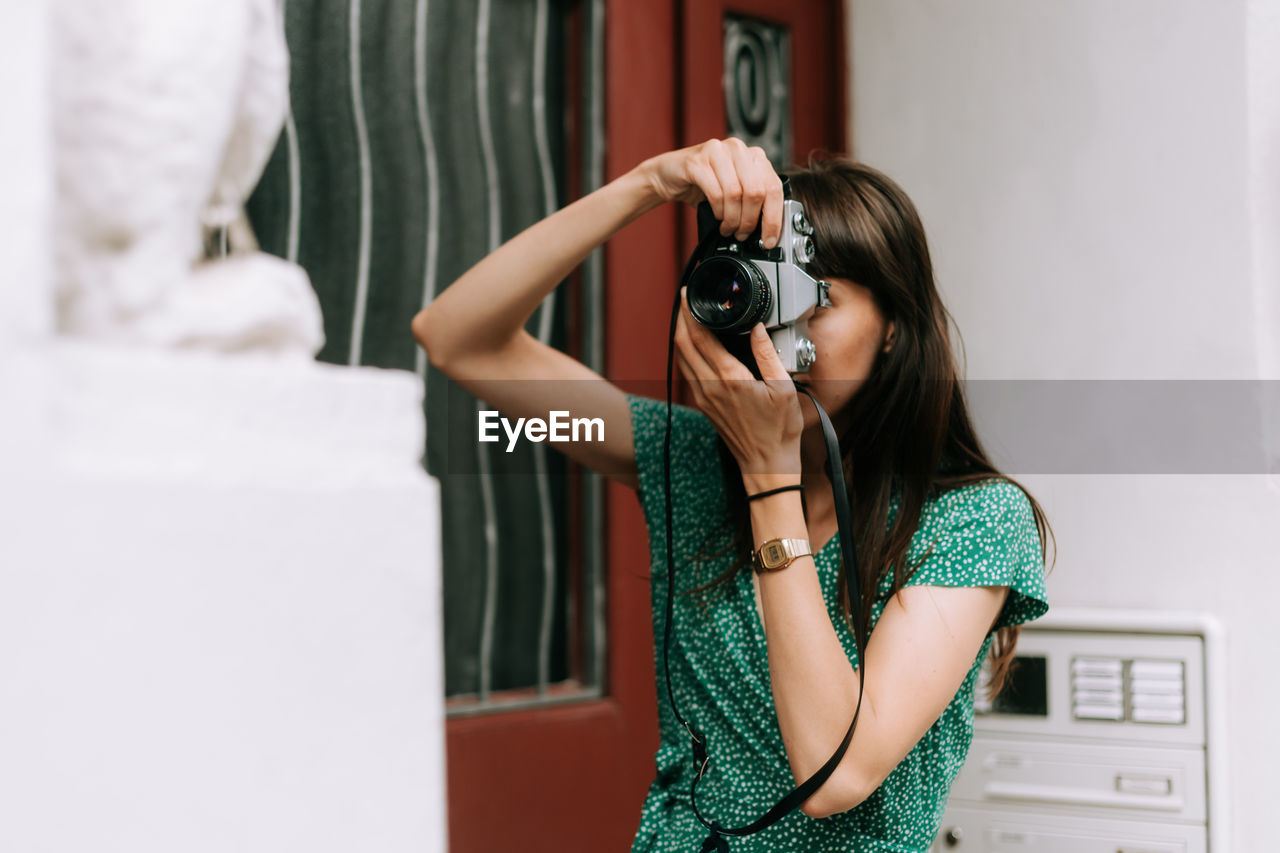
[687,195,830,377]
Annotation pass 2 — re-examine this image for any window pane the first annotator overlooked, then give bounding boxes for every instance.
[247,0,604,716]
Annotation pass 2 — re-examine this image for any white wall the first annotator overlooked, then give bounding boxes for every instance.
[848,1,1279,850]
[0,0,51,349]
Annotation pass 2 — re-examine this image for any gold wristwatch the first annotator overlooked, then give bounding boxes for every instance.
[752,537,813,574]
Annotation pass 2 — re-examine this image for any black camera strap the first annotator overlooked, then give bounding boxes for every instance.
[660,235,868,850]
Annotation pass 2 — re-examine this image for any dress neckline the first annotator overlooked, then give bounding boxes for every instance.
[815,532,841,563]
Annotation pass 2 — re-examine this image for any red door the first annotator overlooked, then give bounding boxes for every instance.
[445,3,844,850]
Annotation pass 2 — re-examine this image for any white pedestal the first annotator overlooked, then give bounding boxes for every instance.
[0,344,446,853]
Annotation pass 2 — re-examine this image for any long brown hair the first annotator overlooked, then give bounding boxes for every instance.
[685,157,1056,703]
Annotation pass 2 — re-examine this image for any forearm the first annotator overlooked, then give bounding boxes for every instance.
[413,165,662,366]
[747,490,872,813]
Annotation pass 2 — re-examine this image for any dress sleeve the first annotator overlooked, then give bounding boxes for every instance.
[624,394,727,552]
[901,478,1050,633]
[625,393,722,492]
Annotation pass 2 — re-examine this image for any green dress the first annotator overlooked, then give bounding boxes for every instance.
[624,394,1050,853]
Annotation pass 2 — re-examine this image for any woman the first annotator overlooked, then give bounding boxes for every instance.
[414,137,1053,852]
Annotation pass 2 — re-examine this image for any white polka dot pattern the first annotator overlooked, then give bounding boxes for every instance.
[624,394,1050,852]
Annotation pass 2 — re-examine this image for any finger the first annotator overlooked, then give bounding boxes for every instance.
[704,140,743,238]
[681,287,753,381]
[676,292,718,381]
[674,348,692,383]
[729,142,768,242]
[749,323,792,384]
[675,348,711,404]
[685,154,724,222]
[757,154,785,250]
[674,348,696,393]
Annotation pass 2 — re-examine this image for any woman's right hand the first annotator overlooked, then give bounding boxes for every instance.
[636,137,786,249]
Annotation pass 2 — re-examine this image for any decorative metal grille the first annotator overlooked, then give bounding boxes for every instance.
[723,15,791,170]
[246,0,606,717]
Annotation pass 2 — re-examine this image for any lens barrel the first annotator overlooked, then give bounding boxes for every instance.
[686,256,771,333]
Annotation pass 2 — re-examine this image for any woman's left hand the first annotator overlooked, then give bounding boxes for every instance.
[674,287,805,489]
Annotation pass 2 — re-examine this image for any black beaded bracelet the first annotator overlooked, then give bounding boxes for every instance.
[745,483,804,502]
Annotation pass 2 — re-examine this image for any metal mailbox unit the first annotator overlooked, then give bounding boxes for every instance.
[931,609,1228,853]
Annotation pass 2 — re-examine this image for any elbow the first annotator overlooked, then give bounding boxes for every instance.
[800,768,874,820]
[411,307,451,372]
[799,800,828,820]
[412,305,520,377]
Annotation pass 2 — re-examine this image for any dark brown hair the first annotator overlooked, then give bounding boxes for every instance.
[685,157,1056,703]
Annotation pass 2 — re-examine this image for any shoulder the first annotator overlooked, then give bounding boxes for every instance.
[903,477,1049,631]
[922,478,1036,537]
[928,476,1032,514]
[623,393,728,531]
[624,393,722,470]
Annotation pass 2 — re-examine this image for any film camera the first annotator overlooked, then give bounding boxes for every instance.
[685,180,831,378]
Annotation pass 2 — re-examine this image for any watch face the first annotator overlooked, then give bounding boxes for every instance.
[763,541,787,568]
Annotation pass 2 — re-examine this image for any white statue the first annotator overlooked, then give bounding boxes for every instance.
[50,0,324,355]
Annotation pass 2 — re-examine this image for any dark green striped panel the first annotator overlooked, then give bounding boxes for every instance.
[246,0,586,702]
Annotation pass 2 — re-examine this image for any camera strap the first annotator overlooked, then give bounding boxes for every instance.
[660,237,869,849]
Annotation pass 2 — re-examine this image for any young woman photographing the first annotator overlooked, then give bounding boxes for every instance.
[413,137,1053,852]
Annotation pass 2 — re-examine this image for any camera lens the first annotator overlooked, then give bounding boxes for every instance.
[686,256,771,333]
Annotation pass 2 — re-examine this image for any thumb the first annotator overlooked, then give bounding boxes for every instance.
[750,323,791,383]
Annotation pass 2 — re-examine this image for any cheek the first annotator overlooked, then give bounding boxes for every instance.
[807,319,878,382]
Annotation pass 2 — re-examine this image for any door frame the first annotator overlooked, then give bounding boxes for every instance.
[445,2,845,848]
